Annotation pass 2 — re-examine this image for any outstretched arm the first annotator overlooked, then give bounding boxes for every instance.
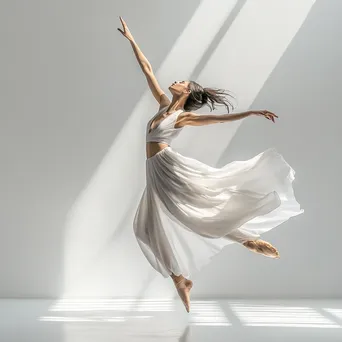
[118,17,170,108]
[180,110,278,127]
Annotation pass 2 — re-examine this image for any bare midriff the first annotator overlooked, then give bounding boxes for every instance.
[146,142,169,159]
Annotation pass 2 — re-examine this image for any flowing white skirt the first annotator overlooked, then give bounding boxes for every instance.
[133,147,303,279]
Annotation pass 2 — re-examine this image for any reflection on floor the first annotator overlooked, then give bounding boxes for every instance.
[1,299,341,341]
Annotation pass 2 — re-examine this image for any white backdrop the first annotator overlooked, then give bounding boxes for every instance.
[0,0,340,299]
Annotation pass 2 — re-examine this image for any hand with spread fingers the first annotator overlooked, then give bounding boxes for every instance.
[117,16,134,42]
[253,110,278,123]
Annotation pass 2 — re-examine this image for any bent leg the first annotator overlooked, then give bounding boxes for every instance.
[225,228,280,258]
[225,227,260,244]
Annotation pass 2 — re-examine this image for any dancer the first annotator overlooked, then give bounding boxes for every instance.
[118,17,303,313]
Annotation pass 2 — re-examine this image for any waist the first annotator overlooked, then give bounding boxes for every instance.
[146,141,170,159]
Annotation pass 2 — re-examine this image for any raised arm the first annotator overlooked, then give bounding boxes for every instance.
[179,110,278,127]
[118,17,170,108]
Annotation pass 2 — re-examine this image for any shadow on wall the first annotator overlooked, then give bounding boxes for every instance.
[0,0,201,298]
[215,0,341,297]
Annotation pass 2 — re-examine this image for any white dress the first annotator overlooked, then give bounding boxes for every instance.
[133,105,304,279]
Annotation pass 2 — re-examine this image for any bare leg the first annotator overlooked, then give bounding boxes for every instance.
[170,273,193,313]
[225,229,280,259]
[242,239,280,258]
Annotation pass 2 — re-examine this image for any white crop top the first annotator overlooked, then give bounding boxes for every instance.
[146,106,184,145]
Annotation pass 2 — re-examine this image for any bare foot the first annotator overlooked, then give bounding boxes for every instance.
[173,277,193,313]
[243,239,280,259]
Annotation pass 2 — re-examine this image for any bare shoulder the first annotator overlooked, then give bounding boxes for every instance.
[176,111,196,128]
[177,111,220,127]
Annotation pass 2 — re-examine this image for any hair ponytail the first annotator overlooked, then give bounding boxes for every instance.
[184,81,235,113]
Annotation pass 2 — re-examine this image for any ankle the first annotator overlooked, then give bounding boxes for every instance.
[171,273,185,284]
[243,240,256,247]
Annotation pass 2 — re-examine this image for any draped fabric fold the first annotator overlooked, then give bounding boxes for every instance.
[133,147,303,279]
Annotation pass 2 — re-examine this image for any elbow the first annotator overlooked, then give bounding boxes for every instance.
[142,63,152,73]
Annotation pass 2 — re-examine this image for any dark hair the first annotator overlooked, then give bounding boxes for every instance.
[184,80,235,113]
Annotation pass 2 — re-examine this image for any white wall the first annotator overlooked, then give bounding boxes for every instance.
[210,0,342,298]
[0,0,340,299]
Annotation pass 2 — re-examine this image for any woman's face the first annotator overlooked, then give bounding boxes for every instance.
[169,80,191,96]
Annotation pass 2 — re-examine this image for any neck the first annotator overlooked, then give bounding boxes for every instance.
[167,95,187,112]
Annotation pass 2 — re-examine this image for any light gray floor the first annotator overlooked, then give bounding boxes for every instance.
[1,299,342,341]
